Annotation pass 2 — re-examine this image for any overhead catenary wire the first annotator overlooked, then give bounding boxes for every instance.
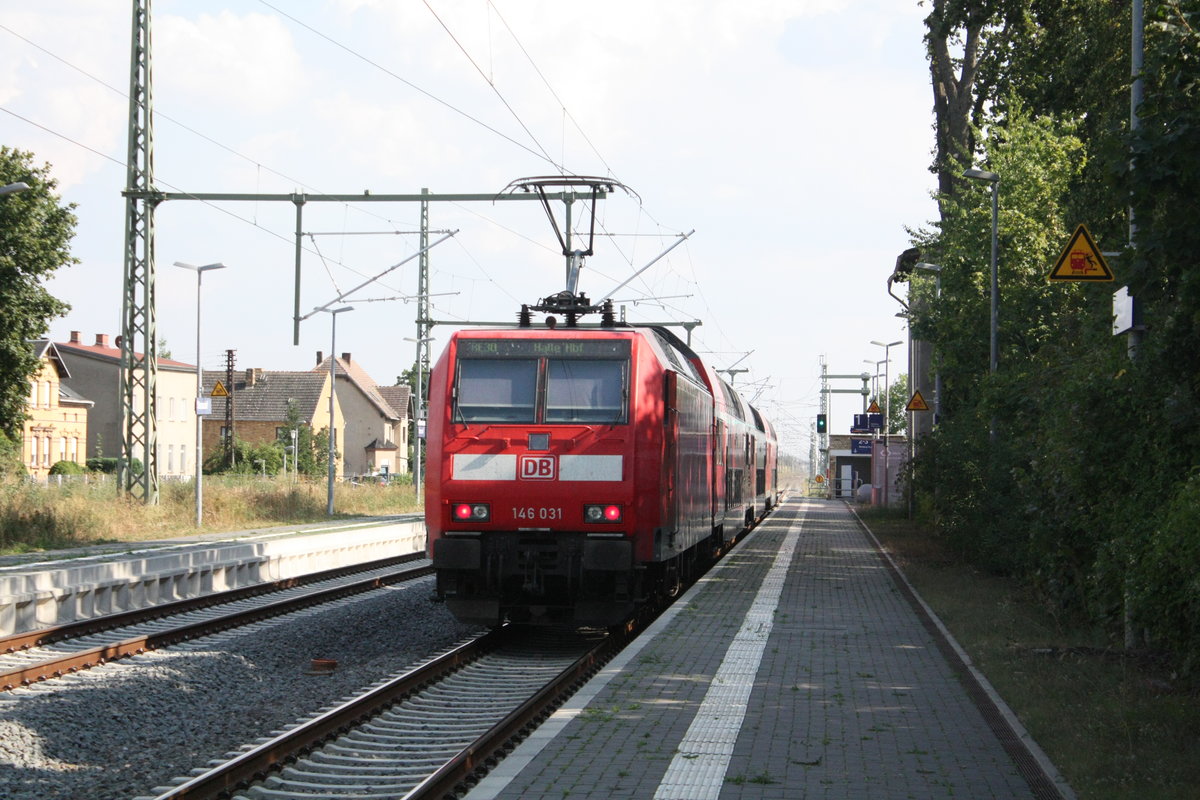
[7,7,772,416]
[0,22,416,232]
[257,0,564,173]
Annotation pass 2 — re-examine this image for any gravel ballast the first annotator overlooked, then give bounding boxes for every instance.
[0,577,480,800]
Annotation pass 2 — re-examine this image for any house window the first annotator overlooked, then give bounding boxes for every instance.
[167,444,175,474]
[181,444,188,474]
[29,381,36,405]
[40,381,51,409]
[70,437,78,463]
[59,437,66,463]
[169,396,176,421]
[42,436,49,467]
[28,436,37,465]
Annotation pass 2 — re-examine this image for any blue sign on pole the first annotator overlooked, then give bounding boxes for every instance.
[851,438,873,455]
[868,413,884,431]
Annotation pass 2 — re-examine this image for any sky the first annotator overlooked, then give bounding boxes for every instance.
[0,0,937,464]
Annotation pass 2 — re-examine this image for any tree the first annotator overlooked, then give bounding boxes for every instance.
[870,374,909,436]
[0,431,24,479]
[0,148,77,437]
[925,0,991,202]
[276,400,325,477]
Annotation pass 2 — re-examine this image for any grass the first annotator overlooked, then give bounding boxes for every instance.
[859,507,1200,800]
[0,475,424,555]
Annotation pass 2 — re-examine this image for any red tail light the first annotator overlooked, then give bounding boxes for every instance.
[584,504,623,523]
[453,503,490,522]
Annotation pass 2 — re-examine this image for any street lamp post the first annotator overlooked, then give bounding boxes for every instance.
[0,182,31,196]
[863,359,886,398]
[871,339,903,507]
[321,306,354,515]
[964,168,1000,373]
[173,261,227,527]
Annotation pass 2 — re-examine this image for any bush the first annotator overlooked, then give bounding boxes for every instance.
[1131,471,1200,672]
[86,456,143,474]
[48,460,86,475]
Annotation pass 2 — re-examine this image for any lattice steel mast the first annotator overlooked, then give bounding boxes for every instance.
[120,0,159,502]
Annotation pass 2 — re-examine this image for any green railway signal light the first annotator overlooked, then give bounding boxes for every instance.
[816,414,827,434]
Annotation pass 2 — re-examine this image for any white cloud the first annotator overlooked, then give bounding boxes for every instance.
[5,0,938,454]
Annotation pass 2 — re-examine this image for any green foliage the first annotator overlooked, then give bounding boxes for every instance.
[0,147,77,437]
[1130,471,1200,672]
[209,439,285,476]
[912,1,1200,673]
[48,460,85,476]
[870,373,909,435]
[280,400,325,477]
[0,430,25,479]
[204,401,334,477]
[86,456,142,475]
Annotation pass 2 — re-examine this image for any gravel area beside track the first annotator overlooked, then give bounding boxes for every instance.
[0,577,479,800]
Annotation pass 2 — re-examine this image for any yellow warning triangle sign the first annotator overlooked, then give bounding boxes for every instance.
[210,380,229,397]
[1049,224,1114,281]
[866,400,881,414]
[906,390,930,412]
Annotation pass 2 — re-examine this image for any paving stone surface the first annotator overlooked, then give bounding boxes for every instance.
[467,498,1045,800]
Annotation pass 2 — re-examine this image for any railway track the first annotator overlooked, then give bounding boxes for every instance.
[0,553,432,691]
[142,622,634,800]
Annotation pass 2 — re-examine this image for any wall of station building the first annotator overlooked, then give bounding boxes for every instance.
[824,433,909,506]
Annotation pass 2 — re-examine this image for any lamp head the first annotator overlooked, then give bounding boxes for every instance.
[963,168,1000,182]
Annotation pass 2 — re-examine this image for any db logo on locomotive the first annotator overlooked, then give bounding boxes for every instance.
[519,454,557,480]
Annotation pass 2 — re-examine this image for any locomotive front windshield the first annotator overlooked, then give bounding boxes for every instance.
[454,338,630,425]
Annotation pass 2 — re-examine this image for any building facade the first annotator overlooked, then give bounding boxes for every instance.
[313,352,411,478]
[56,332,197,479]
[22,340,92,479]
[201,368,345,476]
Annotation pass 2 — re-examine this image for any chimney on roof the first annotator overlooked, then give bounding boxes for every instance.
[245,368,263,387]
[95,334,109,347]
[316,351,323,366]
[341,352,351,364]
[70,331,81,344]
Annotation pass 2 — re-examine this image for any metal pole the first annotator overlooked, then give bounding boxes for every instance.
[175,262,225,526]
[989,180,999,373]
[1124,0,1145,653]
[195,272,203,525]
[415,344,423,501]
[328,314,336,515]
[871,340,902,507]
[884,350,890,507]
[416,190,429,503]
[324,307,354,515]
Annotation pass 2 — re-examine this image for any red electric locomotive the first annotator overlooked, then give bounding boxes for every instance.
[425,300,778,627]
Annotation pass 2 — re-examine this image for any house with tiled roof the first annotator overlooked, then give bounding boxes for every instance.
[312,351,412,477]
[201,367,343,475]
[56,331,196,478]
[376,383,412,473]
[22,340,92,478]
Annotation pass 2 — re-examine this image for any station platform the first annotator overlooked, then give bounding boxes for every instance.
[467,497,1074,800]
[0,516,425,636]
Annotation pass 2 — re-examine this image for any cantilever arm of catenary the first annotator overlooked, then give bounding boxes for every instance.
[598,230,695,303]
[300,229,459,321]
